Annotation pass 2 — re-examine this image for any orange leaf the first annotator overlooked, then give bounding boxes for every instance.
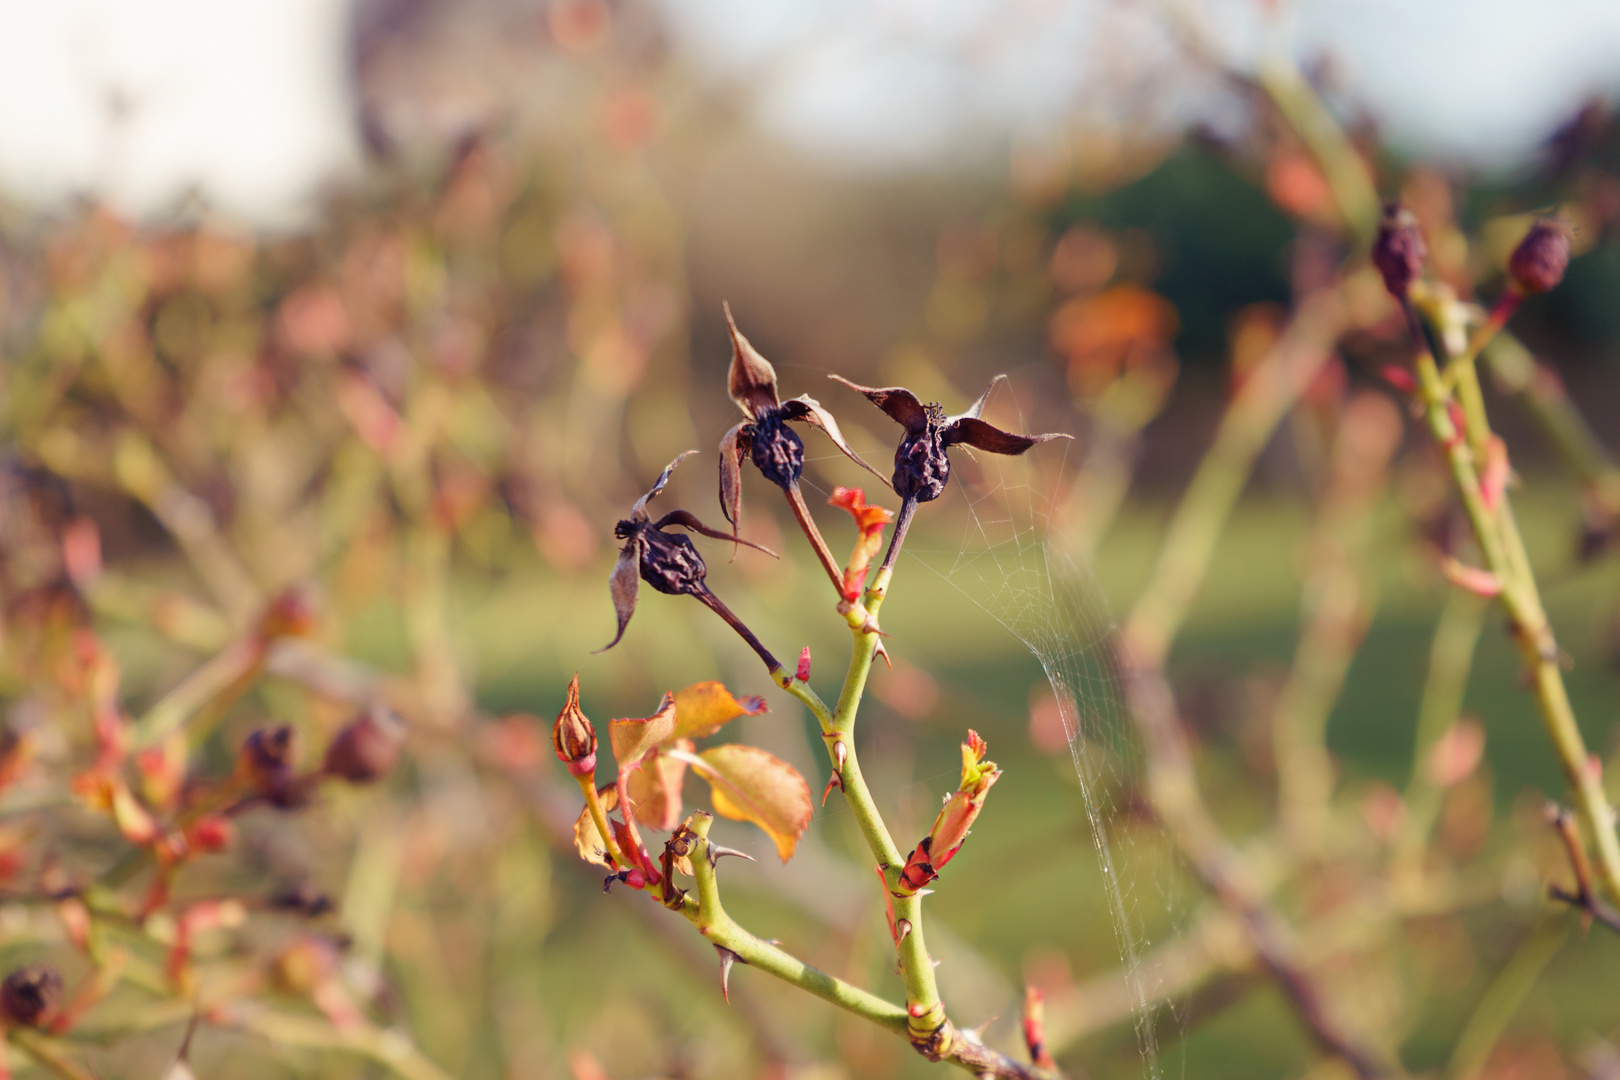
[573,784,620,869]
[695,744,813,862]
[626,740,692,830]
[671,682,767,742]
[608,693,678,769]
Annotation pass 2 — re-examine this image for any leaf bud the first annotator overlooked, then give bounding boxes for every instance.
[1371,203,1427,300]
[552,676,597,778]
[1508,217,1571,295]
[0,964,62,1027]
[323,704,406,784]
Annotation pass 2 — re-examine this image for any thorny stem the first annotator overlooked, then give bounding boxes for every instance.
[1403,300,1620,907]
[782,480,847,594]
[1254,8,1620,910]
[675,814,1056,1078]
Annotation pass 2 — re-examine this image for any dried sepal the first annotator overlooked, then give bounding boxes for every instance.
[694,744,814,862]
[777,395,889,486]
[725,303,782,418]
[831,374,1071,504]
[598,545,642,653]
[718,421,752,530]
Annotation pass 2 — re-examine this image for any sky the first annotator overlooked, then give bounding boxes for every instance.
[0,0,1616,224]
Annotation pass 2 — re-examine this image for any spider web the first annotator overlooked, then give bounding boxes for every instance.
[906,437,1175,1079]
[799,375,1186,1078]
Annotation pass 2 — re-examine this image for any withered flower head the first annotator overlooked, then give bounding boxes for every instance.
[830,374,1072,504]
[719,305,887,531]
[598,452,777,661]
[551,674,597,777]
[1372,202,1427,300]
[1507,217,1571,295]
[0,964,62,1027]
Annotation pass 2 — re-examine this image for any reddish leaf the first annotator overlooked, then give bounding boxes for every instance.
[626,739,693,830]
[694,744,813,862]
[608,693,678,769]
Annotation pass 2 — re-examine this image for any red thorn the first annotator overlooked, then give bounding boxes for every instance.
[796,647,812,682]
[1380,365,1417,395]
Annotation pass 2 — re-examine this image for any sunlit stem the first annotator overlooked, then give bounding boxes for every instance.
[577,774,625,869]
[694,587,781,672]
[782,480,845,593]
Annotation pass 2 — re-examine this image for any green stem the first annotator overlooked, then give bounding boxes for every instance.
[8,1029,95,1080]
[1408,313,1620,906]
[1443,915,1570,1080]
[679,812,908,1036]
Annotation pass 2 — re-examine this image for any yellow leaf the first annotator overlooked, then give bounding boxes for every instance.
[696,744,813,862]
[608,692,677,768]
[573,784,619,869]
[672,681,768,741]
[626,739,692,830]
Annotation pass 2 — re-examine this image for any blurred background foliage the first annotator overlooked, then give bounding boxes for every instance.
[3,1,1620,1078]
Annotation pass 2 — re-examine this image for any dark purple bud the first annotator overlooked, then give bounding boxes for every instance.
[323,704,406,784]
[746,410,806,490]
[636,527,709,596]
[0,964,62,1027]
[238,725,299,801]
[894,416,952,504]
[1508,218,1571,295]
[1372,203,1426,300]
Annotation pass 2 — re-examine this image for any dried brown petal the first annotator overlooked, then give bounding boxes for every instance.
[945,417,1072,455]
[596,543,641,653]
[718,421,752,530]
[725,304,782,419]
[630,451,698,522]
[829,375,930,432]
